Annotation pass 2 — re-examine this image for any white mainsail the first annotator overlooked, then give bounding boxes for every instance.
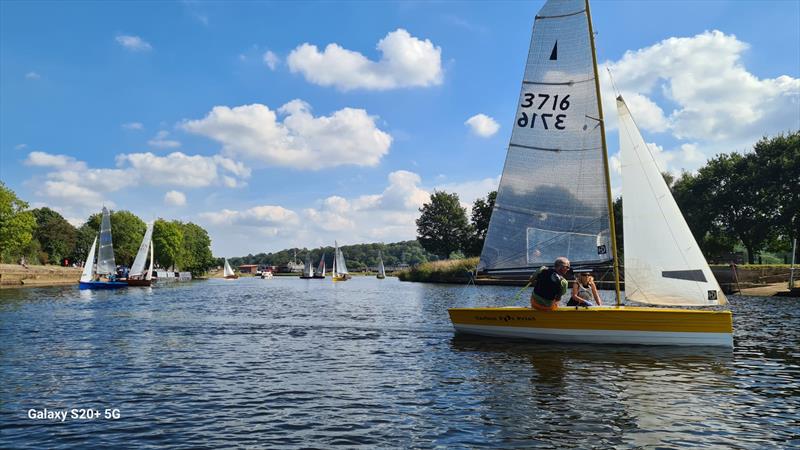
[377,251,386,277]
[130,221,154,278]
[617,96,727,306]
[316,254,326,277]
[223,258,235,278]
[80,236,98,282]
[303,256,313,277]
[478,0,612,274]
[337,247,348,274]
[96,207,116,275]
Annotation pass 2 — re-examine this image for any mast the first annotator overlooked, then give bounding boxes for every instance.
[585,0,622,306]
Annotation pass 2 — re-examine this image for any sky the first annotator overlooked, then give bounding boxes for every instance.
[1,0,798,257]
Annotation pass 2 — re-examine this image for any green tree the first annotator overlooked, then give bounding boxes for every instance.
[752,131,800,245]
[416,191,472,259]
[179,222,214,276]
[82,210,146,267]
[466,191,496,257]
[0,182,36,263]
[31,207,78,264]
[153,219,183,270]
[700,153,777,263]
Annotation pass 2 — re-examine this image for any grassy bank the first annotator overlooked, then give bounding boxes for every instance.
[396,257,479,283]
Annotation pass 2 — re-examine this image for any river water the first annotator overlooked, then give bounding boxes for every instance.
[1,277,797,448]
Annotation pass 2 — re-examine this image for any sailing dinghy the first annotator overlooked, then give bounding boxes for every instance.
[79,207,127,289]
[448,0,732,347]
[223,258,239,279]
[332,241,351,282]
[300,255,314,279]
[376,251,386,279]
[128,221,154,286]
[313,254,326,279]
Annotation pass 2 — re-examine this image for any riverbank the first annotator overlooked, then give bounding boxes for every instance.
[0,264,82,288]
[395,259,798,297]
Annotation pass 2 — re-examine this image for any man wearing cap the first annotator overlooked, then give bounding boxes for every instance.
[529,256,570,311]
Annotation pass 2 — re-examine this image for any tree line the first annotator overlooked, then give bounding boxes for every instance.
[227,240,438,271]
[416,132,799,264]
[0,183,215,275]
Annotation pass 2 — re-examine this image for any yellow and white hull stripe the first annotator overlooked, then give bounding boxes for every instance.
[448,306,733,347]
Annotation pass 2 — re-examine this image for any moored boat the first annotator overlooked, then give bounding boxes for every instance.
[448,0,732,347]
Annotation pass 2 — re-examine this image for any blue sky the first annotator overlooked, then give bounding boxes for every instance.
[2,0,798,257]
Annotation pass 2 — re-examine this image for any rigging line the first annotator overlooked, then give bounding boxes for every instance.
[619,104,708,301]
[607,66,621,98]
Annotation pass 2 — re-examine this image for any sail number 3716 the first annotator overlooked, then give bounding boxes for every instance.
[517,93,569,130]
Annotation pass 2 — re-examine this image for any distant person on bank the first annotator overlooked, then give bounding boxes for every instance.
[529,257,570,311]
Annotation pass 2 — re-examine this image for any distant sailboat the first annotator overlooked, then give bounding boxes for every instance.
[313,253,326,279]
[300,254,314,279]
[223,258,238,279]
[78,207,127,289]
[332,241,351,282]
[376,250,386,279]
[128,221,154,286]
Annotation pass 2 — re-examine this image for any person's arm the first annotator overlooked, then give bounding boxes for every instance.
[589,280,601,305]
[571,282,584,303]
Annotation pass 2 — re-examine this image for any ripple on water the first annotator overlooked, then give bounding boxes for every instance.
[0,279,798,448]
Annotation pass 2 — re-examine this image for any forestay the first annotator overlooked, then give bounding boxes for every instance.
[617,96,727,306]
[97,207,117,275]
[479,0,611,274]
[129,221,154,278]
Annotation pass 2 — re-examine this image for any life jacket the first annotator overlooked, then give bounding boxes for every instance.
[533,268,563,301]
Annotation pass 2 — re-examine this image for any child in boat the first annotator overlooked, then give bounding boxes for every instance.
[568,272,602,306]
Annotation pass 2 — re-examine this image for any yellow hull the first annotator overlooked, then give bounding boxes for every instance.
[448,306,733,347]
[332,275,350,282]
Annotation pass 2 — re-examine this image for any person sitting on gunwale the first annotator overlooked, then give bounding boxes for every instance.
[529,257,570,311]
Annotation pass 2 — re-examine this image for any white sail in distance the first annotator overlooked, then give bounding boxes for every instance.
[96,207,116,275]
[223,258,235,278]
[478,0,611,274]
[80,236,98,282]
[337,247,348,274]
[130,221,154,278]
[617,96,727,306]
[377,251,386,277]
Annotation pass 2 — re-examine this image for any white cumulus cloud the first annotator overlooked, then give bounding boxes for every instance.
[200,205,298,227]
[182,100,392,170]
[25,72,41,80]
[602,30,799,143]
[164,190,187,206]
[465,114,500,137]
[116,152,250,188]
[287,28,443,91]
[116,35,152,52]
